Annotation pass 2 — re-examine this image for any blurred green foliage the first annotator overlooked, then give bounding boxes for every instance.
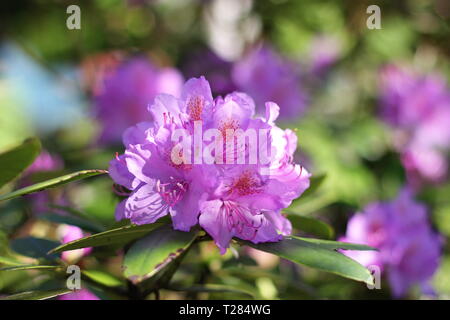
[1,0,449,300]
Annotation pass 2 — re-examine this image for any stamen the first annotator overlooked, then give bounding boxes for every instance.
[222,201,264,240]
[187,95,204,121]
[155,179,189,208]
[228,170,261,196]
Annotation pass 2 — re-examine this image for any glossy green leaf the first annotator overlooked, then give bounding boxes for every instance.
[0,137,41,188]
[49,222,167,254]
[242,237,374,284]
[82,270,123,287]
[287,214,334,239]
[0,169,108,202]
[292,236,376,251]
[39,213,104,233]
[0,289,71,300]
[0,264,61,272]
[123,225,198,284]
[10,237,60,261]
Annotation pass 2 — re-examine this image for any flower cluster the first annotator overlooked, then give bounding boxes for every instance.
[340,188,442,297]
[109,76,310,253]
[379,65,450,187]
[94,57,184,145]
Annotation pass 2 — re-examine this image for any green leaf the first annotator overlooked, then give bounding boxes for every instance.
[49,222,167,254]
[39,213,104,233]
[242,237,374,284]
[300,174,326,198]
[123,225,198,284]
[82,270,123,287]
[287,214,334,239]
[292,236,376,251]
[0,289,71,300]
[0,256,24,266]
[0,137,41,189]
[28,170,67,184]
[0,169,108,202]
[10,237,60,261]
[0,265,61,272]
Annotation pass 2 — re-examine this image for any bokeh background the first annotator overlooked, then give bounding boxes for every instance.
[1,0,450,299]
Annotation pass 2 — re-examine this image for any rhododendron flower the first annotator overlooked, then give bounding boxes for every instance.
[58,225,92,263]
[109,76,310,253]
[94,57,184,144]
[379,65,450,186]
[340,188,442,297]
[232,46,307,120]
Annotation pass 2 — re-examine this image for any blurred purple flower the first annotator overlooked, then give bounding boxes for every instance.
[182,50,237,96]
[94,57,184,145]
[379,65,448,128]
[379,65,450,186]
[308,35,341,77]
[59,288,99,300]
[25,150,63,175]
[21,151,65,214]
[340,188,442,297]
[232,46,307,120]
[109,76,310,254]
[58,224,92,263]
[56,216,96,301]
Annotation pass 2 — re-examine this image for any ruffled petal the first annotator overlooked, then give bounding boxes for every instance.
[170,187,203,232]
[199,199,233,254]
[181,76,214,122]
[122,122,154,146]
[124,144,153,184]
[124,184,169,225]
[148,93,185,127]
[108,155,136,190]
[114,199,127,221]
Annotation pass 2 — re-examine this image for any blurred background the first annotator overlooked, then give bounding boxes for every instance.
[1,0,450,299]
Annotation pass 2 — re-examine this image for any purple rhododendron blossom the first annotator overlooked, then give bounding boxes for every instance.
[58,225,92,263]
[109,76,310,254]
[379,65,450,186]
[340,188,442,297]
[232,46,307,120]
[94,57,184,145]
